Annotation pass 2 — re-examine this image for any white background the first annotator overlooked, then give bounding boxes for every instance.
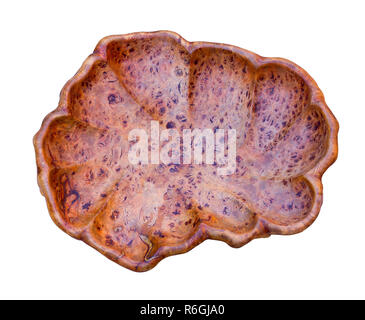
[0,0,364,299]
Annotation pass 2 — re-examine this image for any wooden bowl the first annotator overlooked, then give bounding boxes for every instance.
[34,31,338,272]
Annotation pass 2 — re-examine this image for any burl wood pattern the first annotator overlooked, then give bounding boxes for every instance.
[34,31,338,272]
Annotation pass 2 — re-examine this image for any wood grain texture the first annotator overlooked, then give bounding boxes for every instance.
[34,31,338,272]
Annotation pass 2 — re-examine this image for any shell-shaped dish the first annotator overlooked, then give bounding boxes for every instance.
[34,31,338,271]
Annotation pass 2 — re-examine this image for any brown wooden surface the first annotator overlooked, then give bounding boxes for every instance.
[34,31,338,272]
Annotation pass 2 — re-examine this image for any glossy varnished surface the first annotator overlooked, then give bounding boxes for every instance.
[34,31,338,271]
